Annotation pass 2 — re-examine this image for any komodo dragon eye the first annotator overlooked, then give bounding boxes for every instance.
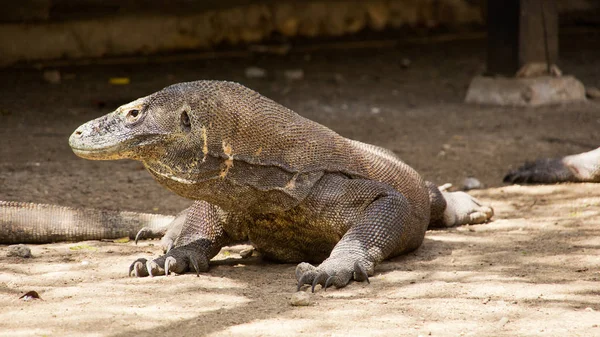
[125,109,141,123]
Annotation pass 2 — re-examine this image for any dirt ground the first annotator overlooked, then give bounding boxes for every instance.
[1,31,599,336]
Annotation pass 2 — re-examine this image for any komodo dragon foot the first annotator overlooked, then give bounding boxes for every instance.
[441,191,494,227]
[296,258,372,292]
[129,243,210,277]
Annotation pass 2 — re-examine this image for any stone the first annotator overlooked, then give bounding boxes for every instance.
[462,177,482,191]
[7,244,32,258]
[465,75,586,106]
[245,67,267,79]
[290,291,310,306]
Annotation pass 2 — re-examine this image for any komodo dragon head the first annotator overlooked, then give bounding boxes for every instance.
[70,88,188,161]
[69,81,342,186]
[69,80,344,209]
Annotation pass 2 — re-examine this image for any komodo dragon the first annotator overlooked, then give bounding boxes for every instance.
[504,147,600,184]
[68,80,493,290]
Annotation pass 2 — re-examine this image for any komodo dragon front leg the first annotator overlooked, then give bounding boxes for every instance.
[131,200,233,277]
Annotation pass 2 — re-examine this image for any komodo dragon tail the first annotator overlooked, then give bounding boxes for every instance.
[0,201,175,244]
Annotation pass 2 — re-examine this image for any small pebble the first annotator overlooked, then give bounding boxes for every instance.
[284,69,304,81]
[498,316,509,327]
[400,58,411,68]
[43,70,61,84]
[7,244,32,258]
[245,67,267,79]
[462,177,483,191]
[290,291,310,306]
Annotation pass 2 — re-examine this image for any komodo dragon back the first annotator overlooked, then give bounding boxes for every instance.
[0,201,174,244]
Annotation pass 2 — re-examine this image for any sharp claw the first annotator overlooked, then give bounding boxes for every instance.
[147,260,154,277]
[165,242,174,254]
[297,274,313,292]
[129,258,148,277]
[134,227,148,245]
[189,255,200,277]
[311,272,329,293]
[354,261,370,284]
[324,275,336,290]
[311,277,320,293]
[165,256,176,276]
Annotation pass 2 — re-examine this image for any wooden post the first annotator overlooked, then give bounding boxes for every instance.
[486,0,558,76]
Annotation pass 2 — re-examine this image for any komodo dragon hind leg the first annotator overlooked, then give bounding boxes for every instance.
[296,183,416,292]
[129,201,229,277]
[503,147,600,184]
[426,181,493,228]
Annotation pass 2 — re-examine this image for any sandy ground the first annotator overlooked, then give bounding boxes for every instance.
[1,31,599,336]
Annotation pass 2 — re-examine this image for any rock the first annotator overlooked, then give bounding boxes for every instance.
[43,70,61,84]
[462,177,483,191]
[244,67,267,79]
[284,69,304,81]
[498,316,509,327]
[7,244,31,258]
[400,58,411,68]
[290,291,310,306]
[465,75,586,106]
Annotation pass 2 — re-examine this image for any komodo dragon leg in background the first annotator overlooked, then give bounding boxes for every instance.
[504,147,600,184]
[426,182,493,228]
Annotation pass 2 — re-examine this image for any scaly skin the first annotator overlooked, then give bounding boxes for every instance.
[0,201,174,244]
[69,80,493,290]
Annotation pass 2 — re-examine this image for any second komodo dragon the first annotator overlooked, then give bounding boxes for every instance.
[69,80,493,291]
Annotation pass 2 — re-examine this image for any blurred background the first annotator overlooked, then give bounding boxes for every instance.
[1,0,599,66]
